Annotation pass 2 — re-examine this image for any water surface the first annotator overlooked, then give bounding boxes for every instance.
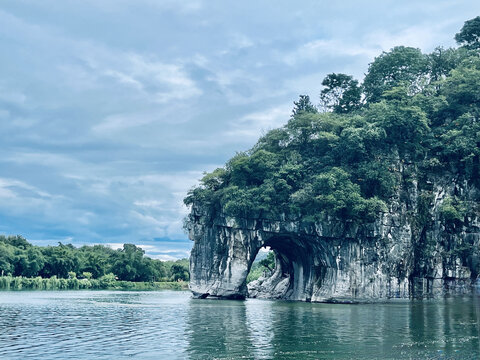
[1,291,479,359]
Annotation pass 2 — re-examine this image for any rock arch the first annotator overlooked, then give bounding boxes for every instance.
[247,234,331,302]
[186,175,480,302]
[186,205,415,302]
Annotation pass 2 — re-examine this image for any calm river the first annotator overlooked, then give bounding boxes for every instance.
[1,290,479,359]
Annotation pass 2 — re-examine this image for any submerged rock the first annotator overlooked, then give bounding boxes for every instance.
[186,172,480,303]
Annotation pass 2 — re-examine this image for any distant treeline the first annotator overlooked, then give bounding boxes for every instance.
[0,275,187,291]
[0,235,189,283]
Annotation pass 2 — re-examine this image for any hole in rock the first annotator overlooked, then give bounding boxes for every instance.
[247,247,275,284]
[246,236,327,301]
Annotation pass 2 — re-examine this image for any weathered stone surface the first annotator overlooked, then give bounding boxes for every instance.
[186,174,480,302]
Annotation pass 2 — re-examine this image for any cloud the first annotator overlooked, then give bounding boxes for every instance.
[0,178,53,200]
[2,0,480,259]
[283,39,379,67]
[362,21,457,54]
[109,54,202,103]
[133,200,165,208]
[0,86,27,105]
[104,242,191,260]
[83,0,203,14]
[61,50,202,105]
[283,20,456,71]
[92,112,159,134]
[223,104,292,141]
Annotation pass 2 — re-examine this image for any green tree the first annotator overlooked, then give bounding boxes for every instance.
[366,100,429,155]
[112,244,145,281]
[0,243,13,276]
[439,196,467,224]
[437,113,480,181]
[254,128,290,154]
[40,244,80,279]
[336,121,386,164]
[247,150,279,185]
[320,73,362,113]
[259,251,275,271]
[363,46,429,103]
[442,57,480,117]
[428,47,470,82]
[291,95,317,116]
[23,247,45,277]
[138,257,164,282]
[5,235,31,250]
[200,168,227,191]
[153,260,167,279]
[311,168,386,221]
[455,16,480,50]
[78,245,113,278]
[286,111,320,145]
[226,152,251,187]
[356,161,397,199]
[171,263,189,281]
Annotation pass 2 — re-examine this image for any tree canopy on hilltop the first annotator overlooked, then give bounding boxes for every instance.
[185,17,480,225]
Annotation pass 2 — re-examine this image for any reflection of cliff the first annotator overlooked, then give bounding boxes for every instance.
[186,297,480,358]
[264,299,480,358]
[187,172,480,302]
[407,297,480,353]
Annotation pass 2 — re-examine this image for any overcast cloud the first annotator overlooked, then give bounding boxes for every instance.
[1,0,479,259]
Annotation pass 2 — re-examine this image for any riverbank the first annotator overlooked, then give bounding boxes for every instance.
[0,275,188,291]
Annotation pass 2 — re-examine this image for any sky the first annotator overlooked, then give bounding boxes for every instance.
[1,1,479,260]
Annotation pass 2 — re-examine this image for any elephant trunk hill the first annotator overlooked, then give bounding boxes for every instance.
[185,18,480,302]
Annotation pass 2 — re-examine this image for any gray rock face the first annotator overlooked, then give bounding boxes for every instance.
[186,174,480,302]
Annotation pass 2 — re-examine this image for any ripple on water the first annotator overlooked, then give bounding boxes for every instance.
[0,291,479,359]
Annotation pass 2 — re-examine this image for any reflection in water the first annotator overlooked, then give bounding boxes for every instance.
[406,297,480,357]
[245,299,275,359]
[187,297,480,359]
[186,299,255,359]
[0,291,479,359]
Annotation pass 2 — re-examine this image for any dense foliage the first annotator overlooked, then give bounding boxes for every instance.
[455,16,480,50]
[0,235,189,282]
[185,18,480,225]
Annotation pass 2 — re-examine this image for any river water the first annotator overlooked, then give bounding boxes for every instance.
[0,291,479,359]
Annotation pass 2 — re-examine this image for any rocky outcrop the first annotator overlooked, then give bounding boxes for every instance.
[186,170,480,302]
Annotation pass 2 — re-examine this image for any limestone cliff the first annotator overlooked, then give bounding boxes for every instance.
[186,168,480,302]
[185,41,480,302]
